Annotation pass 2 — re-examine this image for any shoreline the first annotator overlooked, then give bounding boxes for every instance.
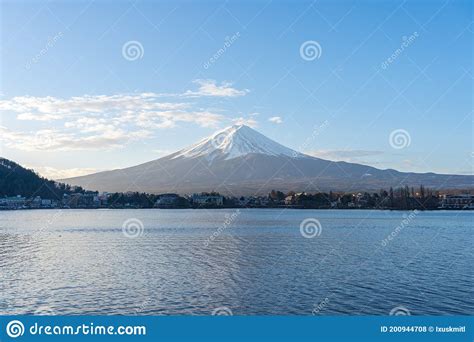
[1,207,472,211]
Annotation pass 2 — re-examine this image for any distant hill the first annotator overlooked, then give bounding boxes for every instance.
[0,158,87,199]
[62,125,473,195]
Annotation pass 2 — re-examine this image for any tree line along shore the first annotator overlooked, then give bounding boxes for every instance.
[2,186,473,210]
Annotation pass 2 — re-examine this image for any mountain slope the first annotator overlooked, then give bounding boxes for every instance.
[62,125,473,195]
[0,158,87,199]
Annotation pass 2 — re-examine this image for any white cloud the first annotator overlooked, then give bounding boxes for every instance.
[268,116,283,124]
[27,165,103,180]
[134,110,223,129]
[232,117,258,128]
[0,94,187,121]
[307,149,384,162]
[152,149,173,156]
[0,125,151,151]
[0,80,248,152]
[17,112,62,121]
[184,79,249,97]
[0,96,223,151]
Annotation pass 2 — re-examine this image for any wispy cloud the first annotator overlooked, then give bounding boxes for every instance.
[307,149,384,162]
[232,117,258,128]
[0,80,248,151]
[27,165,102,180]
[0,126,150,151]
[184,79,249,97]
[0,93,188,122]
[268,116,283,124]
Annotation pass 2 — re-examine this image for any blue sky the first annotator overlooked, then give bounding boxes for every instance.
[0,0,472,179]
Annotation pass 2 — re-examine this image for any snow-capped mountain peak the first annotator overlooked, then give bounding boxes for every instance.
[172,124,304,161]
[62,124,472,195]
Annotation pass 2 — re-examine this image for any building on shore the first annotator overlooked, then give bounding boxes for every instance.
[155,194,181,208]
[439,194,474,209]
[62,193,100,208]
[0,195,27,209]
[191,193,224,207]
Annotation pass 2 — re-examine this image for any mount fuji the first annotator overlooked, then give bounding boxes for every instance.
[62,125,472,195]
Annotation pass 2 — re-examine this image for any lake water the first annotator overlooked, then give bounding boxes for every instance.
[0,209,472,316]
